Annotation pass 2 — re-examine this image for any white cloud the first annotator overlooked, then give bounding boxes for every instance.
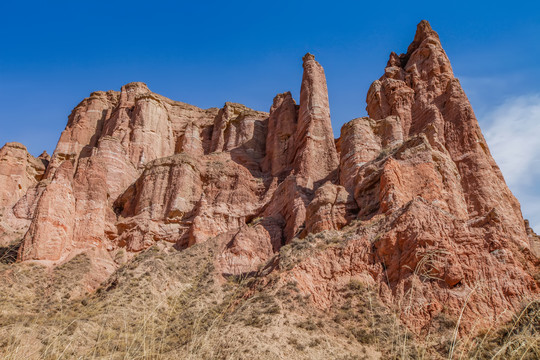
[482,94,540,231]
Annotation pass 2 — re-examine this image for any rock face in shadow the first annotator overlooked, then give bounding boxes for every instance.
[1,20,538,336]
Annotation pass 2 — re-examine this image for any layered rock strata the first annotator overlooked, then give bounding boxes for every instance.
[0,20,537,334]
[285,20,539,332]
[0,143,48,245]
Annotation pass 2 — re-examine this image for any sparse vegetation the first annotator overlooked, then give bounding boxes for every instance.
[0,241,374,359]
[247,216,263,227]
[468,300,540,359]
[0,239,22,264]
[0,238,537,359]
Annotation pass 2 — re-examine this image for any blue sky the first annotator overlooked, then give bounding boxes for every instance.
[1,1,539,229]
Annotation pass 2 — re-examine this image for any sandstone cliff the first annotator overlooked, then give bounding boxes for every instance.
[0,143,48,246]
[0,20,538,353]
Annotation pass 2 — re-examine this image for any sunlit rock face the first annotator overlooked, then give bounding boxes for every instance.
[2,20,537,335]
[289,20,538,332]
[0,143,48,245]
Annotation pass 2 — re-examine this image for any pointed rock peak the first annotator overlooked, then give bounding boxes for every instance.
[263,91,299,176]
[303,52,316,63]
[272,91,296,108]
[277,90,293,98]
[221,102,248,118]
[414,20,437,42]
[223,101,246,110]
[407,19,440,54]
[120,82,151,103]
[38,151,51,161]
[295,49,339,187]
[220,101,267,118]
[416,19,434,36]
[386,51,402,67]
[223,101,257,112]
[37,150,51,167]
[269,91,297,119]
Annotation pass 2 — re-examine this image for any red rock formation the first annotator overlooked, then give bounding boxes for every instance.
[365,20,526,244]
[262,92,298,178]
[113,151,267,252]
[45,90,118,177]
[337,116,402,192]
[114,154,204,251]
[293,53,339,188]
[17,83,221,269]
[283,20,539,333]
[0,143,47,214]
[526,220,540,258]
[19,161,75,261]
[109,54,339,274]
[0,143,48,245]
[209,102,269,172]
[0,19,536,337]
[302,182,357,236]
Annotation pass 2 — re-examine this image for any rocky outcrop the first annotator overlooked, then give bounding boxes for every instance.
[1,19,537,338]
[114,152,267,252]
[337,116,402,191]
[284,20,539,333]
[0,143,47,214]
[293,53,339,188]
[0,143,48,245]
[365,20,526,244]
[17,84,222,263]
[262,92,298,178]
[19,161,75,261]
[526,220,540,259]
[302,182,357,236]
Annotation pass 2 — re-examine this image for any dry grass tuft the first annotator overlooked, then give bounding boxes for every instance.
[0,236,537,360]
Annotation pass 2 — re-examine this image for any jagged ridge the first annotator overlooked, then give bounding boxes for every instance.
[0,20,538,340]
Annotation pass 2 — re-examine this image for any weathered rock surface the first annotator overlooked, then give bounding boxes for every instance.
[283,20,539,333]
[0,143,47,213]
[526,220,540,259]
[302,182,357,236]
[19,161,76,261]
[262,92,298,178]
[365,21,526,242]
[1,20,538,338]
[0,143,48,245]
[17,84,221,263]
[293,53,339,189]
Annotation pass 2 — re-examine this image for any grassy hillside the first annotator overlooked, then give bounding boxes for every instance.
[0,237,538,359]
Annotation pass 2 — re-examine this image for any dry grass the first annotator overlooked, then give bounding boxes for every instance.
[464,300,540,359]
[0,232,537,359]
[0,241,376,359]
[0,238,21,264]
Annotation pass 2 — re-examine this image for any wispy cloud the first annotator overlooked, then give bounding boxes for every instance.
[483,94,540,231]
